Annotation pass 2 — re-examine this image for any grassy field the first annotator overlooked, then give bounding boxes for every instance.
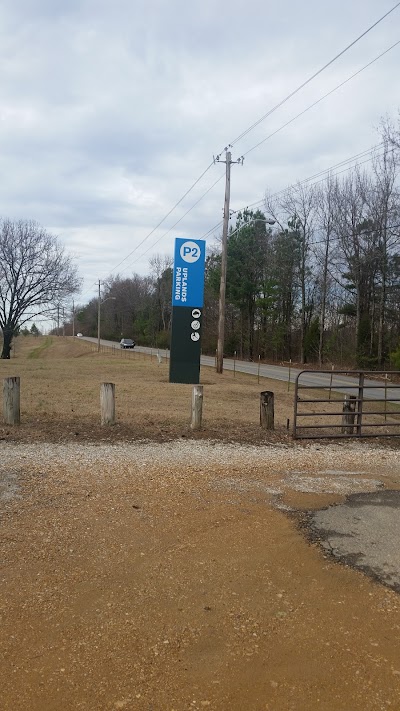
[1,335,399,443]
[1,335,295,443]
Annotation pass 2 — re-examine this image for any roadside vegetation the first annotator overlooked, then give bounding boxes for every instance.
[1,336,399,444]
[71,122,400,371]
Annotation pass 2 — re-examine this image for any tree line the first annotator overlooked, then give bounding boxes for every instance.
[73,255,173,348]
[2,120,400,369]
[204,136,400,368]
[74,126,400,368]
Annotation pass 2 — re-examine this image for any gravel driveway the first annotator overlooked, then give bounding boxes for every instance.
[1,439,400,711]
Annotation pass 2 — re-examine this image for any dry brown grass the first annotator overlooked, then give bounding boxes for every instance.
[2,335,399,443]
[1,336,295,443]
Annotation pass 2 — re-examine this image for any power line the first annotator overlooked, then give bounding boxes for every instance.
[114,12,399,284]
[221,2,400,151]
[232,143,387,215]
[108,161,215,274]
[90,145,395,285]
[280,144,384,188]
[204,145,396,243]
[208,41,398,241]
[243,40,400,158]
[120,37,397,295]
[118,172,225,275]
[294,148,395,190]
[310,222,400,248]
[200,219,224,241]
[77,163,217,299]
[78,9,400,300]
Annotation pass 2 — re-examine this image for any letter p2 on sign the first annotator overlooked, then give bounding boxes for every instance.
[180,241,201,263]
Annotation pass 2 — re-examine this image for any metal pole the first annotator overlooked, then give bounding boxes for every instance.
[329,364,334,401]
[287,358,292,392]
[356,372,365,437]
[385,374,388,422]
[216,151,232,374]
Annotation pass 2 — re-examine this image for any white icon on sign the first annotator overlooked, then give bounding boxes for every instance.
[191,320,200,330]
[180,241,201,263]
[192,308,201,318]
[191,332,200,342]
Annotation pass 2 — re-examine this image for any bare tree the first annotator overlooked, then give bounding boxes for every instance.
[0,219,80,358]
[332,170,378,363]
[102,274,153,339]
[382,114,400,151]
[149,254,173,333]
[266,183,316,362]
[369,139,400,364]
[315,176,337,365]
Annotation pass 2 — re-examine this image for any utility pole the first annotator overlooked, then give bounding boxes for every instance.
[97,280,101,352]
[215,148,244,374]
[97,284,116,351]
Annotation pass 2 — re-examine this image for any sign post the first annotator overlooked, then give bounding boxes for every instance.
[169,238,206,384]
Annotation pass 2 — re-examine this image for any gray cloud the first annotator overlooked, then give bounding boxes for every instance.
[0,0,399,305]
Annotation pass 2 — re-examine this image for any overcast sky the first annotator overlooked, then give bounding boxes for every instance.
[1,0,399,313]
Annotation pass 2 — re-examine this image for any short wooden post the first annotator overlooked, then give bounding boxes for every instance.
[341,394,356,434]
[260,390,274,430]
[191,385,203,430]
[3,377,20,425]
[100,382,115,425]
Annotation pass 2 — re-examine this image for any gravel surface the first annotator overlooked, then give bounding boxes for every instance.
[2,438,399,474]
[2,439,400,711]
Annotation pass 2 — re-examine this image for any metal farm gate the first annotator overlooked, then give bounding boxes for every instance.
[293,370,400,439]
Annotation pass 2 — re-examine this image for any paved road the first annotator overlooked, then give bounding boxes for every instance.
[310,490,400,591]
[79,336,400,401]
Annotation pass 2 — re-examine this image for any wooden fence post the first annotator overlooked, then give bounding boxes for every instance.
[191,385,203,430]
[100,382,115,425]
[3,377,20,425]
[260,390,274,430]
[341,394,356,434]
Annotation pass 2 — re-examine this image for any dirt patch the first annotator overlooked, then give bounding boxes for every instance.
[2,339,400,709]
[1,441,400,710]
